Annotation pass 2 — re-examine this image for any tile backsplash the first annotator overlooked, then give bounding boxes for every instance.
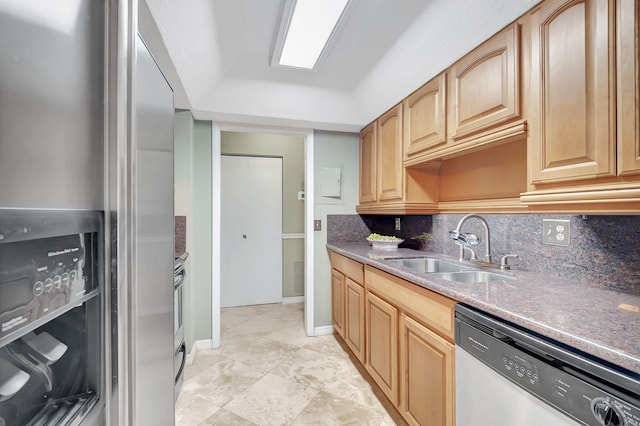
[327,214,640,294]
[175,215,186,257]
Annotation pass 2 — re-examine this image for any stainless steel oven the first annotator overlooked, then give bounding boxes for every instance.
[173,253,188,400]
[0,210,104,425]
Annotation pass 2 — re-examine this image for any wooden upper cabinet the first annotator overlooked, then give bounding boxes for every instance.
[617,0,640,175]
[529,0,616,184]
[403,74,447,161]
[377,104,404,201]
[450,23,521,140]
[359,122,377,203]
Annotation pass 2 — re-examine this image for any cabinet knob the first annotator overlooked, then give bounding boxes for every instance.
[243,234,247,239]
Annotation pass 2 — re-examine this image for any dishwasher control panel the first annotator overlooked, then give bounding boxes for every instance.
[456,308,640,426]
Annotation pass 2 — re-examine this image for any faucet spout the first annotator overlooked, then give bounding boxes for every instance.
[451,214,492,263]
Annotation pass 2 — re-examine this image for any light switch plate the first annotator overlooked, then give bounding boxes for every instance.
[314,219,321,231]
[542,219,570,246]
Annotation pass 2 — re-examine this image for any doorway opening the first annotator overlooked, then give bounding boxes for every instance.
[211,127,315,348]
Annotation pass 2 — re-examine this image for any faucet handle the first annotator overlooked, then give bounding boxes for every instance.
[459,233,480,246]
[450,229,481,246]
[500,254,518,270]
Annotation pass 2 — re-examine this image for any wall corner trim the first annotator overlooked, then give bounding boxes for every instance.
[185,339,214,365]
[313,325,335,336]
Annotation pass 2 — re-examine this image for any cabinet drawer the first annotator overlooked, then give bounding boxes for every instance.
[365,265,456,341]
[330,252,364,284]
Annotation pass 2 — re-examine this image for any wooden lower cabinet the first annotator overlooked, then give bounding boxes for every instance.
[331,256,456,425]
[400,314,455,426]
[345,278,365,362]
[365,265,456,426]
[331,268,345,339]
[330,252,366,363]
[365,290,399,405]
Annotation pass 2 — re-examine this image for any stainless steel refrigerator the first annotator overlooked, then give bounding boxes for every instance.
[129,32,176,425]
[0,1,176,424]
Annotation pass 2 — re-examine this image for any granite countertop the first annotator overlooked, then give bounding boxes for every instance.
[327,242,640,376]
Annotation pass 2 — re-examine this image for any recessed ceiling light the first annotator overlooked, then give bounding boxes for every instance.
[272,0,351,70]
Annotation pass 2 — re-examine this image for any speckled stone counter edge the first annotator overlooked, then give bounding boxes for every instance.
[327,242,640,376]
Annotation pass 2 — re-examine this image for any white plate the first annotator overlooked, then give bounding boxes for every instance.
[367,238,404,250]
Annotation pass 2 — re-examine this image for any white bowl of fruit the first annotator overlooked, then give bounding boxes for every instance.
[366,233,404,250]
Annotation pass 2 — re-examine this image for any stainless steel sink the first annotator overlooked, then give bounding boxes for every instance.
[386,258,469,273]
[429,271,514,283]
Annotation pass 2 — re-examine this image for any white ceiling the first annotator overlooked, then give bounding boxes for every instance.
[144,0,542,132]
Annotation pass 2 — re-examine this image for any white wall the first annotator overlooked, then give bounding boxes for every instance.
[145,0,543,131]
[353,0,543,123]
[138,1,191,109]
[313,131,360,326]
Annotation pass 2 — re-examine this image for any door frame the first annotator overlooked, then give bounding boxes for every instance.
[211,123,315,347]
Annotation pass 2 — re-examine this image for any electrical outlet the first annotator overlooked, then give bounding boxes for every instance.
[395,217,401,231]
[314,219,321,231]
[542,219,570,246]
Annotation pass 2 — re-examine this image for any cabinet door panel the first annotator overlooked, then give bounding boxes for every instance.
[331,269,345,338]
[451,23,520,139]
[618,0,640,175]
[345,279,365,363]
[377,104,404,201]
[400,314,454,426]
[359,123,377,203]
[404,74,447,158]
[365,290,398,405]
[529,0,615,183]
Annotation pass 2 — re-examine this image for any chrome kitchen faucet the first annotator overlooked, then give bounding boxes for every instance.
[449,214,518,270]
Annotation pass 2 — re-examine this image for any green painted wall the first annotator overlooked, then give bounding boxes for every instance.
[313,131,359,327]
[192,121,212,341]
[174,112,194,348]
[174,111,213,350]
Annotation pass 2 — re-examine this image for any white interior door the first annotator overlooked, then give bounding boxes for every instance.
[221,155,283,307]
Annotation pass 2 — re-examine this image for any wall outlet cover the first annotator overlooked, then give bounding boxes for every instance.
[542,219,570,246]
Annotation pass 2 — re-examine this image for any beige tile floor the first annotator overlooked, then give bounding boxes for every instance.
[175,302,407,426]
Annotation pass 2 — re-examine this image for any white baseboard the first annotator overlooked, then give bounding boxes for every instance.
[313,325,334,336]
[282,296,304,304]
[186,339,213,365]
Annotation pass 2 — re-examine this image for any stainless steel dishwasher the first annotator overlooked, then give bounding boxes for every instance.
[455,304,640,426]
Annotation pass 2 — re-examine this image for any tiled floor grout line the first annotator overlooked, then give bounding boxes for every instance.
[176,303,406,426]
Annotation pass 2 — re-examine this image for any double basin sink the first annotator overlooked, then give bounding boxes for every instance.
[385,257,513,283]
